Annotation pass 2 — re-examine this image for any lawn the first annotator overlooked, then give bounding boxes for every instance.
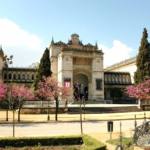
[107,137,133,150]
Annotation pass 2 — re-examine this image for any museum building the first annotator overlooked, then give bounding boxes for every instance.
[0,34,132,103]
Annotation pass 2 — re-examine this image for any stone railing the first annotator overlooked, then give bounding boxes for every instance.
[23,100,67,108]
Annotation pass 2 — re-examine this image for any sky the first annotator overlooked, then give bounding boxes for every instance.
[0,0,150,67]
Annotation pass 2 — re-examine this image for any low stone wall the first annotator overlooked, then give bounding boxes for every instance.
[21,108,68,114]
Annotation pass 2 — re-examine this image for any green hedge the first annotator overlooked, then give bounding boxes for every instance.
[0,136,83,148]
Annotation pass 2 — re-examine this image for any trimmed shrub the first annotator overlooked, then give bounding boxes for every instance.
[0,136,83,148]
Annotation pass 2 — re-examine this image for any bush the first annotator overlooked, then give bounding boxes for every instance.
[0,136,83,148]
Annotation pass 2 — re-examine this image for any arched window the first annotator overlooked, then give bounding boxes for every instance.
[8,73,12,80]
[31,74,34,80]
[13,74,16,80]
[27,74,30,80]
[4,73,7,79]
[22,74,25,80]
[18,74,21,80]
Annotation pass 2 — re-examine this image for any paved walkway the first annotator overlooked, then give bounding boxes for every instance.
[0,111,149,122]
[0,119,145,137]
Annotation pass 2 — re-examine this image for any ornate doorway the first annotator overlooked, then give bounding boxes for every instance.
[73,73,88,100]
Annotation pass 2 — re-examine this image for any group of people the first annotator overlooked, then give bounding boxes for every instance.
[73,83,88,101]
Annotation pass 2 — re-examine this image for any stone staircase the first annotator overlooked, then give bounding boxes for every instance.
[68,105,141,114]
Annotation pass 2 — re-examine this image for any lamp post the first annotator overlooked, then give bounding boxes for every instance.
[4,55,13,121]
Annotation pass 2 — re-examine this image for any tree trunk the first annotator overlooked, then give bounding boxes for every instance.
[6,109,8,121]
[18,108,21,122]
[55,97,59,121]
[13,109,15,137]
[47,100,50,121]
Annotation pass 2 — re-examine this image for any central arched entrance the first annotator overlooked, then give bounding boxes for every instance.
[73,73,89,100]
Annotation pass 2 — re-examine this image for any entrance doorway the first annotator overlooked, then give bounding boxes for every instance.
[73,73,88,100]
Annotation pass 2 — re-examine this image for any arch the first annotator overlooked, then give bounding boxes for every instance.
[73,73,89,100]
[26,74,30,80]
[31,74,34,80]
[18,74,21,80]
[13,74,16,80]
[8,73,12,80]
[22,74,25,80]
[74,73,88,87]
[4,73,7,80]
[73,68,91,82]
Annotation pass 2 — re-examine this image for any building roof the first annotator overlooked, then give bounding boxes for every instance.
[104,71,132,85]
[50,34,103,53]
[104,57,136,71]
[3,67,37,72]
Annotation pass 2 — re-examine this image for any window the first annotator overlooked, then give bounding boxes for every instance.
[27,74,30,80]
[22,74,25,80]
[4,73,7,79]
[31,74,34,80]
[8,73,12,80]
[13,74,16,80]
[96,79,102,90]
[18,74,21,80]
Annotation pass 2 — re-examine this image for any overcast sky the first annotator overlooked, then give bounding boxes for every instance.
[0,0,150,67]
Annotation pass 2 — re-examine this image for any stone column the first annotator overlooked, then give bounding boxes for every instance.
[58,52,73,102]
[91,55,104,101]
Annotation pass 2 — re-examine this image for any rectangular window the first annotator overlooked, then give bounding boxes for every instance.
[96,79,102,90]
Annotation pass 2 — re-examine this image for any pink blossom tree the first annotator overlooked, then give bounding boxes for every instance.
[0,82,34,137]
[0,81,9,121]
[11,84,34,122]
[0,82,7,100]
[126,79,150,108]
[36,77,71,121]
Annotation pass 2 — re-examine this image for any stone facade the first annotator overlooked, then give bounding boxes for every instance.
[2,67,36,85]
[49,34,104,101]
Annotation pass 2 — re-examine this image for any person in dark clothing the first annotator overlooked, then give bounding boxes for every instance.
[73,83,80,101]
[84,86,88,101]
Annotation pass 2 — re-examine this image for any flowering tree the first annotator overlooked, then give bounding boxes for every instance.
[11,84,34,121]
[0,82,7,100]
[0,81,9,121]
[0,82,34,137]
[36,77,71,121]
[126,79,150,107]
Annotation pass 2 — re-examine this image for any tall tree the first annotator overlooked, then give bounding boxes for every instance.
[34,48,52,89]
[134,28,150,83]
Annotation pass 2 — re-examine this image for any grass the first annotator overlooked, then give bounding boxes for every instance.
[107,137,133,150]
[82,135,106,150]
[0,135,106,150]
